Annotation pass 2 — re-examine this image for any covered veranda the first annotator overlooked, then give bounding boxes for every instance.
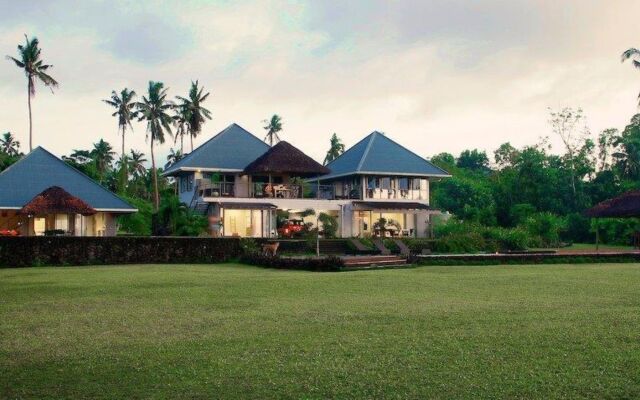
[585,190,640,250]
[351,201,433,238]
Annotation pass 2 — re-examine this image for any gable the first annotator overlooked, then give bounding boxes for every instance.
[164,123,270,175]
[0,147,135,211]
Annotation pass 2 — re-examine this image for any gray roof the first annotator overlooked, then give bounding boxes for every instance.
[163,123,270,176]
[0,147,136,212]
[320,131,450,180]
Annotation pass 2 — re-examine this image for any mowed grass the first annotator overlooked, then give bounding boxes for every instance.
[1,264,640,399]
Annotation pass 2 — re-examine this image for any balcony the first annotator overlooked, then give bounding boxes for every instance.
[195,180,358,200]
[366,188,428,201]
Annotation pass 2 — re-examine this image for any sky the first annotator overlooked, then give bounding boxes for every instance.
[1,0,639,165]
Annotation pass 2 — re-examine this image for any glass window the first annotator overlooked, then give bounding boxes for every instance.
[398,177,409,190]
[411,178,421,190]
[367,177,377,189]
[380,177,391,190]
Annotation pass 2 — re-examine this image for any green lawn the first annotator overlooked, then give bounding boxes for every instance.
[2,264,640,399]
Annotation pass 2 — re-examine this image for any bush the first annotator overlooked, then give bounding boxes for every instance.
[521,212,565,248]
[318,212,338,238]
[591,218,640,245]
[0,237,241,268]
[239,253,344,272]
[433,219,530,253]
[562,213,592,244]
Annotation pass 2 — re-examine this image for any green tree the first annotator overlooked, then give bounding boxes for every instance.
[323,133,345,165]
[103,88,137,189]
[456,149,490,172]
[165,148,183,169]
[127,150,147,179]
[172,103,189,154]
[0,132,21,156]
[90,139,116,182]
[262,114,283,146]
[6,35,58,151]
[176,81,212,152]
[136,81,174,210]
[621,48,640,106]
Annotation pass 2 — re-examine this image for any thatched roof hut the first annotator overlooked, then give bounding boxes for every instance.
[20,186,97,216]
[585,190,640,218]
[243,141,330,177]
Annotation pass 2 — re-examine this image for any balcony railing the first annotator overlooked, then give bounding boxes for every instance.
[366,188,428,201]
[195,180,351,200]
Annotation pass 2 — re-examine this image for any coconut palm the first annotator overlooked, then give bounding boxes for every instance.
[172,103,189,154]
[91,139,116,180]
[128,150,147,179]
[323,133,345,165]
[622,48,640,106]
[136,81,174,210]
[176,81,212,151]
[262,114,283,146]
[0,132,21,156]
[6,35,59,151]
[103,88,137,162]
[165,148,183,168]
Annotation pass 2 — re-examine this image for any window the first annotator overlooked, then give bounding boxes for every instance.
[367,177,377,189]
[411,178,421,190]
[180,175,194,193]
[380,177,391,190]
[398,177,409,190]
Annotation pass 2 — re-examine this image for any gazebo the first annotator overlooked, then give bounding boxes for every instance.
[584,190,640,250]
[19,186,96,235]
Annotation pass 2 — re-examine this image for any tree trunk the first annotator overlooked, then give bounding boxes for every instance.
[27,81,33,152]
[151,139,159,211]
[180,133,184,154]
[190,132,193,152]
[121,125,127,193]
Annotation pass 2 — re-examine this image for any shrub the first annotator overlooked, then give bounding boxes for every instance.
[522,212,565,247]
[239,253,344,272]
[591,218,640,245]
[318,212,338,238]
[562,213,591,244]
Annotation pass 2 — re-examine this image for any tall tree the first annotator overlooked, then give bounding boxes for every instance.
[6,35,58,151]
[262,114,283,146]
[0,132,21,156]
[173,104,188,154]
[323,133,345,165]
[621,48,640,106]
[176,81,212,152]
[548,107,589,200]
[136,81,174,210]
[103,88,137,182]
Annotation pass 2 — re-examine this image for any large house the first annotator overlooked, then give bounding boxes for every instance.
[164,123,449,238]
[0,147,136,236]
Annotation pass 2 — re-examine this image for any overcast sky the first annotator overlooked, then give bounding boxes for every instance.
[1,0,639,164]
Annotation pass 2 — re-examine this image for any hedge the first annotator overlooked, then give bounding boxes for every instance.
[0,236,242,268]
[240,253,344,272]
[414,253,640,266]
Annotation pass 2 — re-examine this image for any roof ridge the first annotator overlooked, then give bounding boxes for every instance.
[356,131,377,172]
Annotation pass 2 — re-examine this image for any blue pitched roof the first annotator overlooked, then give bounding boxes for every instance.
[321,131,450,180]
[163,123,270,175]
[0,147,136,212]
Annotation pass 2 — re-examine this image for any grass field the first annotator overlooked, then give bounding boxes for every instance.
[2,263,640,399]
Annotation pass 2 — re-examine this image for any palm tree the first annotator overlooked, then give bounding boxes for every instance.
[165,148,183,168]
[0,132,21,156]
[622,48,640,106]
[262,114,283,146]
[323,133,345,165]
[91,139,116,181]
[176,81,212,151]
[6,35,59,151]
[128,150,147,179]
[103,88,137,167]
[173,103,189,154]
[136,81,174,210]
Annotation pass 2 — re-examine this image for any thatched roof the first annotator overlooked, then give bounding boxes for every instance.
[20,186,97,216]
[243,141,330,177]
[584,190,640,218]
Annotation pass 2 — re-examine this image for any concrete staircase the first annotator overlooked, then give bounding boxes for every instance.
[342,255,408,269]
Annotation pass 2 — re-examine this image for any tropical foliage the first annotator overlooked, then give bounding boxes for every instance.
[262,114,283,146]
[175,80,212,152]
[323,133,345,165]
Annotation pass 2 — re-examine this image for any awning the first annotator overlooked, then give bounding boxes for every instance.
[218,202,277,210]
[584,190,640,218]
[353,201,431,211]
